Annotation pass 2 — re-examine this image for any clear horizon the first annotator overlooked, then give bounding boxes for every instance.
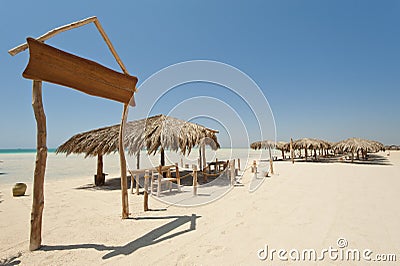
[1,0,399,148]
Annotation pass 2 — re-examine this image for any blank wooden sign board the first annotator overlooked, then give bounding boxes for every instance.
[9,16,137,251]
[23,38,137,105]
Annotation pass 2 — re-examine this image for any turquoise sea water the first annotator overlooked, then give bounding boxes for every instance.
[0,149,57,154]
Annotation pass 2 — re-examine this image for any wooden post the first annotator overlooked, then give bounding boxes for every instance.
[175,163,181,192]
[201,142,206,171]
[157,169,162,197]
[144,170,149,211]
[150,171,154,195]
[192,165,198,196]
[130,174,135,194]
[199,147,202,170]
[268,146,274,175]
[180,157,183,168]
[305,148,308,161]
[135,175,140,195]
[30,80,47,251]
[95,153,105,186]
[119,104,129,219]
[290,138,294,164]
[237,158,241,171]
[229,160,235,186]
[253,161,257,179]
[160,147,165,166]
[136,151,140,169]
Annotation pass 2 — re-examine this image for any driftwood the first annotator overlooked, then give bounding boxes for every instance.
[30,80,47,251]
[23,38,137,105]
[119,104,129,218]
[9,16,139,251]
[144,170,149,211]
[9,17,97,56]
[8,16,129,76]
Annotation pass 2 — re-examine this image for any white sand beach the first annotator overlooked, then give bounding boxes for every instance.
[0,150,399,265]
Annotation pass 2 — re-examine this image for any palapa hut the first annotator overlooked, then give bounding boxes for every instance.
[250,140,284,174]
[333,137,384,162]
[57,114,220,185]
[292,138,330,160]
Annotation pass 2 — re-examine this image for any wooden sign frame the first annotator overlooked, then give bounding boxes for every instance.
[9,16,135,251]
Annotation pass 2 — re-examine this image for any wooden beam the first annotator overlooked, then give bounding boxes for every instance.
[29,80,47,251]
[9,16,97,56]
[92,19,129,75]
[119,104,129,219]
[9,16,130,77]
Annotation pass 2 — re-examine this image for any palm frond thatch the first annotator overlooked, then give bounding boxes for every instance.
[333,138,384,153]
[56,114,220,157]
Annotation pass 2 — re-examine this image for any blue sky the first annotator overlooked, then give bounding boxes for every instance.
[0,0,399,148]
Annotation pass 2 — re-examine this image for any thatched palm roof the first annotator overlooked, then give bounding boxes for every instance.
[250,140,288,151]
[292,138,330,150]
[333,138,384,153]
[56,114,220,157]
[250,140,275,150]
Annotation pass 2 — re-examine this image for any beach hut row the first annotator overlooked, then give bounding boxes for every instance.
[250,137,385,163]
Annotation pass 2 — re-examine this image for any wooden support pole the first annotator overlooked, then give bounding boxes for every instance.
[29,80,47,251]
[136,174,140,195]
[150,171,154,195]
[157,169,162,197]
[95,153,104,186]
[237,158,241,171]
[252,160,256,173]
[253,161,258,179]
[199,148,202,170]
[144,170,149,211]
[119,104,129,219]
[130,174,135,194]
[201,142,206,171]
[290,138,294,164]
[305,148,308,161]
[229,160,235,186]
[192,165,198,196]
[175,163,181,192]
[136,151,140,170]
[268,146,274,175]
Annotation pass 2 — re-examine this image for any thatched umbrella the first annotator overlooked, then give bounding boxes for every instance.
[333,137,384,162]
[57,114,220,185]
[250,140,283,174]
[292,138,330,160]
[275,141,288,159]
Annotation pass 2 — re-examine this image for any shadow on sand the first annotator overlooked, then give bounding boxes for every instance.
[74,176,131,191]
[281,153,392,166]
[40,214,200,260]
[75,170,229,192]
[0,252,22,265]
